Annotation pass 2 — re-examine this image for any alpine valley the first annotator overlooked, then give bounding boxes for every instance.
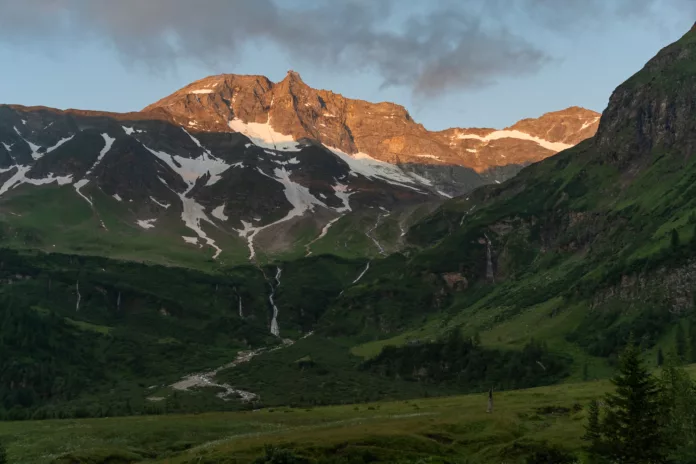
[2,21,696,464]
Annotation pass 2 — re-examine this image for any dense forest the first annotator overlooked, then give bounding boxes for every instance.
[364,330,570,390]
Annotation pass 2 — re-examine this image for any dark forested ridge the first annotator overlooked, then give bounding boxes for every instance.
[364,331,570,391]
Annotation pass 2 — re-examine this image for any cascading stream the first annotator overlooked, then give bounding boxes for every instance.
[339,261,371,296]
[168,332,315,403]
[352,262,371,284]
[366,212,390,256]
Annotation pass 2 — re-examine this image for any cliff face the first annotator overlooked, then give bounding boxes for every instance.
[145,71,600,176]
[595,26,696,168]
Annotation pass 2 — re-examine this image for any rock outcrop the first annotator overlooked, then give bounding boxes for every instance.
[145,70,600,180]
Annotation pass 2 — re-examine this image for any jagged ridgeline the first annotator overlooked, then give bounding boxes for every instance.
[0,71,597,268]
[2,23,696,421]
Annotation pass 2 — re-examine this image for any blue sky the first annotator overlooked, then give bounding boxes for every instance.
[0,1,693,131]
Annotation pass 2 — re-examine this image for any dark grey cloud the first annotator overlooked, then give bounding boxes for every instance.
[0,0,692,97]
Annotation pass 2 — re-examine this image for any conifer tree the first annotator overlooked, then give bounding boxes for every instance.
[605,342,665,463]
[585,341,666,463]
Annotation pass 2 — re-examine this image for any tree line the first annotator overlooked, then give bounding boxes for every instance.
[582,340,696,463]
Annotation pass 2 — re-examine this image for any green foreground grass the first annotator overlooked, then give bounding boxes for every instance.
[0,373,655,464]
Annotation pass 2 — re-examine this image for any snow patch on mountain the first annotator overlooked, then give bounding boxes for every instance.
[144,145,229,187]
[73,179,93,206]
[182,196,221,251]
[457,130,572,152]
[0,166,73,196]
[405,171,433,186]
[150,196,171,209]
[46,135,74,154]
[145,145,224,259]
[122,126,144,135]
[275,156,301,166]
[112,194,123,202]
[333,182,353,213]
[14,127,43,160]
[72,133,115,206]
[179,193,222,258]
[182,128,214,158]
[267,167,326,221]
[93,134,116,171]
[580,116,601,131]
[228,118,300,152]
[212,204,228,221]
[325,146,425,193]
[237,167,327,260]
[190,89,214,94]
[137,219,157,229]
[182,236,199,245]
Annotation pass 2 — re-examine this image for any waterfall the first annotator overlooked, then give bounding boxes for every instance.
[117,291,121,311]
[352,262,371,284]
[75,281,81,312]
[341,261,372,296]
[269,267,282,337]
[238,295,243,318]
[484,234,494,282]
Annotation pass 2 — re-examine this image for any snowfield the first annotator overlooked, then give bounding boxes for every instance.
[325,146,426,193]
[228,118,301,152]
[457,130,573,152]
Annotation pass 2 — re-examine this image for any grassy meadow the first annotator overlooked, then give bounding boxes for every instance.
[0,375,625,464]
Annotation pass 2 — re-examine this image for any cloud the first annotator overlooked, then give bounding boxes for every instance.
[0,0,692,97]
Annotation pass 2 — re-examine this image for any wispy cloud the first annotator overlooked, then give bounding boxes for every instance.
[0,0,692,97]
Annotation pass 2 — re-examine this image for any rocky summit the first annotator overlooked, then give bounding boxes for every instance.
[145,70,599,183]
[0,74,597,266]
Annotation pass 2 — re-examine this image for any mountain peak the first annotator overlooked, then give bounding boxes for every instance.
[283,70,305,83]
[594,20,696,167]
[140,72,597,175]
